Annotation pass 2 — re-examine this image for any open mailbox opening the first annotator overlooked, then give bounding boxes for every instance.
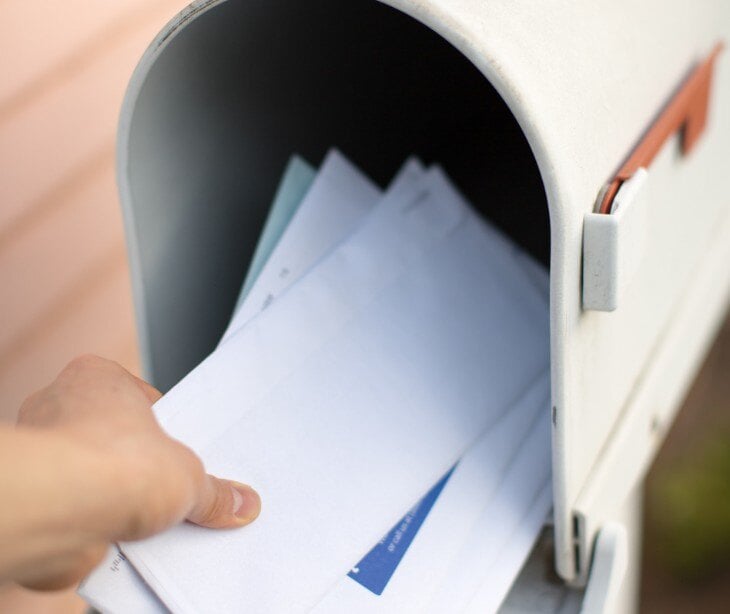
[92,1,730,608]
[121,0,551,392]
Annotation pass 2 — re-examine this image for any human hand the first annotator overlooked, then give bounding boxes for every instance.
[3,355,260,590]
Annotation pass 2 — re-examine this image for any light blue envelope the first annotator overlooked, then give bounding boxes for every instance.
[234,155,316,311]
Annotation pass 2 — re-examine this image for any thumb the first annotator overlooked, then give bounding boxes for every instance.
[187,475,261,529]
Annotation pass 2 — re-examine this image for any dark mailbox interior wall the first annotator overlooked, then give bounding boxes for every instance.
[127,0,549,391]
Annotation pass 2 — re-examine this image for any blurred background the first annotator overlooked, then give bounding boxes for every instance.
[0,1,727,612]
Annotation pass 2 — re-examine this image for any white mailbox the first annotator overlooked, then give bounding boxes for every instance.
[118,0,730,610]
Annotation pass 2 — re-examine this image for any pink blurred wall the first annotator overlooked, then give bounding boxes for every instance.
[0,1,190,611]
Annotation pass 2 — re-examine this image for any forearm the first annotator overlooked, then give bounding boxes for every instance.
[0,426,125,582]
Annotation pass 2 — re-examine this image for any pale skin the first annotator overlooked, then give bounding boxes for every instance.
[0,354,261,591]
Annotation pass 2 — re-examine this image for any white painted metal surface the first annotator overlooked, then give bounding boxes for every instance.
[117,0,730,599]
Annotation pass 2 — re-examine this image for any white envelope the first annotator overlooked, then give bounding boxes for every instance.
[311,371,550,613]
[462,482,552,614]
[222,148,381,340]
[78,154,423,613]
[121,167,549,613]
[426,410,552,613]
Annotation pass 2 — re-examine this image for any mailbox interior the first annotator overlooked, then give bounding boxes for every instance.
[121,0,550,392]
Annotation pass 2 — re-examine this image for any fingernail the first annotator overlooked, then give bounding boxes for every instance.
[230,482,261,524]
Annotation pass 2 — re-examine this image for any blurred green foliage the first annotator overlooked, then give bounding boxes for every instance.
[650,429,730,582]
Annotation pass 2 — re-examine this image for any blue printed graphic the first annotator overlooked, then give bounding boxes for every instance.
[347,466,456,596]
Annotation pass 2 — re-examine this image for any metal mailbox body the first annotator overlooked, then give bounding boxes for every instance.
[118,0,730,592]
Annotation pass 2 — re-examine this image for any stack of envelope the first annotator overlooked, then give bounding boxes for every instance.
[80,150,552,614]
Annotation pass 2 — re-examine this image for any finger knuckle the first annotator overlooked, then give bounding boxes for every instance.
[67,353,103,370]
[197,483,232,526]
